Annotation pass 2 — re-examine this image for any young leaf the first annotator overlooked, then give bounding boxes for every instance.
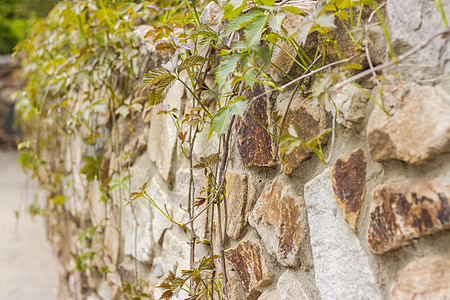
[228,97,249,117]
[176,55,208,74]
[216,53,241,90]
[211,106,230,136]
[245,14,268,48]
[225,10,264,35]
[139,68,172,93]
[268,13,284,33]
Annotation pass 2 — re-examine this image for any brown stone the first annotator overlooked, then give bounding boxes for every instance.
[331,148,367,230]
[225,240,272,298]
[237,83,274,167]
[280,100,328,175]
[248,177,306,266]
[225,171,249,240]
[391,256,450,300]
[269,1,318,82]
[104,219,120,265]
[367,84,450,165]
[368,181,450,254]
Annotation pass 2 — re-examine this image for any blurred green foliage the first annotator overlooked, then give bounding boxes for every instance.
[0,0,59,54]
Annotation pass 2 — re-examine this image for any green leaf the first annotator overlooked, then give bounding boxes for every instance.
[254,46,271,66]
[81,155,102,182]
[211,106,230,137]
[147,74,176,106]
[279,5,305,14]
[259,0,275,6]
[176,55,208,74]
[222,0,248,21]
[228,97,249,117]
[139,68,172,93]
[225,10,264,35]
[245,14,268,48]
[268,13,284,33]
[216,53,241,90]
[52,195,65,205]
[115,105,130,118]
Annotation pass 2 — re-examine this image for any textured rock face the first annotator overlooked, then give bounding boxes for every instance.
[248,177,306,266]
[368,181,450,254]
[367,84,450,164]
[277,270,312,300]
[269,1,317,82]
[326,84,369,128]
[225,240,272,299]
[280,101,328,175]
[304,167,381,300]
[391,256,450,300]
[225,171,254,240]
[331,148,367,230]
[387,0,450,73]
[147,79,185,181]
[237,83,274,166]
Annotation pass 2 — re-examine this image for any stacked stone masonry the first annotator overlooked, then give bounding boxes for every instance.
[44,1,450,299]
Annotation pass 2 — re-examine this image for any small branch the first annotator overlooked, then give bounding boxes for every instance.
[333,28,450,91]
[253,53,363,102]
[273,55,322,161]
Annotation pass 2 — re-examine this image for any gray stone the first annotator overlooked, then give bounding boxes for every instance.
[259,289,277,300]
[121,158,155,264]
[304,167,381,300]
[147,79,185,182]
[249,177,307,266]
[387,0,450,73]
[277,270,312,300]
[147,177,173,244]
[326,84,369,128]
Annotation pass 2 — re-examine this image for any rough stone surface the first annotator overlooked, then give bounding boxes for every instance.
[387,0,450,74]
[248,177,306,266]
[280,100,328,175]
[147,79,185,181]
[368,180,450,254]
[326,84,369,128]
[104,220,120,265]
[331,148,367,231]
[277,270,313,300]
[304,167,381,300]
[322,2,386,66]
[225,170,249,239]
[269,1,317,82]
[367,84,450,164]
[225,239,272,298]
[259,289,277,300]
[237,83,274,166]
[390,256,450,300]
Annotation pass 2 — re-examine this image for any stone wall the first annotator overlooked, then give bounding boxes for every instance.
[45,1,450,299]
[0,55,20,148]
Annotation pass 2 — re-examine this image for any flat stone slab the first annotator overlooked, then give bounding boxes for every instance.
[304,167,381,300]
[391,256,450,300]
[368,180,450,254]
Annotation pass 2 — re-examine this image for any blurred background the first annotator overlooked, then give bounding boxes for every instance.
[0,0,59,148]
[0,1,61,299]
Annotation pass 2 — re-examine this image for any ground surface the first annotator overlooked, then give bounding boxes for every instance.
[0,150,59,299]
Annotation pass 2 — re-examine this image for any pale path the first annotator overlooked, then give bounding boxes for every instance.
[0,151,59,299]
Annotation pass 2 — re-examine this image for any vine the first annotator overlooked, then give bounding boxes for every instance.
[13,0,448,299]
